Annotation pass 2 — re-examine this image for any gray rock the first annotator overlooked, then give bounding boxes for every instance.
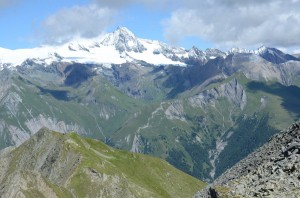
[189,78,247,110]
[194,120,300,197]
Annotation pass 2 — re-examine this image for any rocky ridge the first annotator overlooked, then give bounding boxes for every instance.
[188,78,247,110]
[101,27,146,53]
[0,128,206,197]
[195,120,300,197]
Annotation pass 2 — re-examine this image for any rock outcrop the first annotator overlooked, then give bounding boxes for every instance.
[0,128,206,197]
[101,27,146,53]
[194,120,300,197]
[189,78,247,110]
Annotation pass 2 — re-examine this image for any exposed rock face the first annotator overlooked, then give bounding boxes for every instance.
[165,101,186,122]
[101,27,146,53]
[0,128,81,197]
[189,78,247,110]
[25,115,86,136]
[187,46,207,65]
[205,48,227,59]
[1,92,22,117]
[0,114,86,147]
[224,54,283,82]
[278,61,300,86]
[257,47,299,64]
[195,120,300,198]
[130,133,142,153]
[0,70,12,101]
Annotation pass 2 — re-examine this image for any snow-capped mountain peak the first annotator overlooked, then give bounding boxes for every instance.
[189,46,204,57]
[228,46,272,55]
[0,27,298,70]
[225,45,299,64]
[115,26,136,38]
[254,45,268,55]
[0,27,188,68]
[101,27,146,53]
[253,46,299,64]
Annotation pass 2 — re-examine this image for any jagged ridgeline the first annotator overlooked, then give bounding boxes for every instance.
[0,27,300,182]
[0,128,206,197]
[195,120,300,197]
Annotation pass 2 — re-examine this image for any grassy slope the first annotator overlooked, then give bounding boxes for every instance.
[2,69,299,183]
[0,73,144,146]
[5,129,206,197]
[111,72,300,181]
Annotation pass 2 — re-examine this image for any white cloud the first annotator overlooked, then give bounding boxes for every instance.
[39,5,115,44]
[37,0,300,49]
[38,0,174,45]
[163,0,300,49]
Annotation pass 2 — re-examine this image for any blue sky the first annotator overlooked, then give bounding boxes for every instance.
[0,0,299,52]
[0,0,94,49]
[0,0,210,50]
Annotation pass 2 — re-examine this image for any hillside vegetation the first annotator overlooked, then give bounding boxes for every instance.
[0,128,206,197]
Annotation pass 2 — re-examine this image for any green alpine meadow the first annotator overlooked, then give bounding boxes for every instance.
[0,128,206,197]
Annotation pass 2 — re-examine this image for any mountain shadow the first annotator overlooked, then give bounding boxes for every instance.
[247,82,300,117]
[64,63,94,87]
[38,86,73,101]
[165,58,224,98]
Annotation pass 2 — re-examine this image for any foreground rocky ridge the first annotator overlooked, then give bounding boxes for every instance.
[0,128,205,197]
[195,120,300,197]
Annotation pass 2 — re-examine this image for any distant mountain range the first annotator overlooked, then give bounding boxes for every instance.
[1,27,298,69]
[0,27,300,183]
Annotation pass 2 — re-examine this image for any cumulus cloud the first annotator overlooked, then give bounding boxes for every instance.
[163,0,300,48]
[39,5,115,44]
[38,0,175,45]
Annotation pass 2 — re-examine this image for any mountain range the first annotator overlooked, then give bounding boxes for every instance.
[0,27,300,183]
[1,27,298,69]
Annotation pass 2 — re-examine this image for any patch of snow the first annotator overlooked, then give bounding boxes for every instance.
[130,39,186,66]
[254,45,268,55]
[102,63,112,69]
